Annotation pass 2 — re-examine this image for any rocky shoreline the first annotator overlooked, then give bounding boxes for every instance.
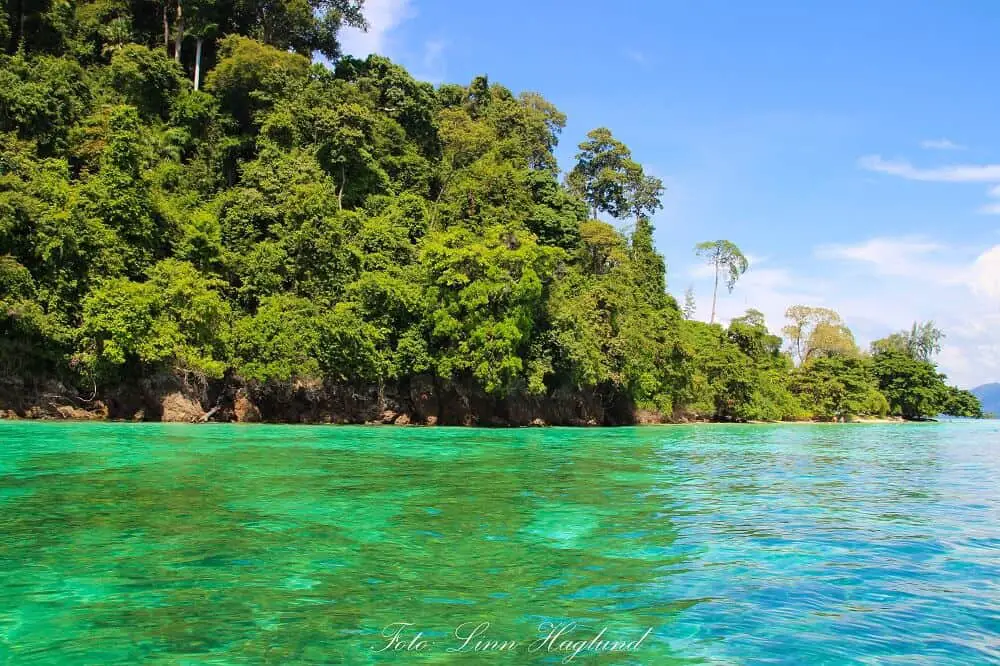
[0,373,659,426]
[0,374,916,426]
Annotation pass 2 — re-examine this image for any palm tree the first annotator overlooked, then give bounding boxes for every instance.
[695,240,749,324]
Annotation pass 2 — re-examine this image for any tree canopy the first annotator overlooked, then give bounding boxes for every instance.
[0,3,982,424]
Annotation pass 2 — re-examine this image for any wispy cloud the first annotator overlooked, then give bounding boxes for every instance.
[817,235,942,270]
[625,49,648,65]
[860,154,1000,213]
[980,184,1000,215]
[337,1,447,84]
[339,0,415,57]
[812,236,1000,385]
[412,39,447,83]
[920,138,966,151]
[859,155,1000,182]
[815,235,967,284]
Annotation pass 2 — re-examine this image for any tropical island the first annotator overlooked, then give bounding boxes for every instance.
[0,1,983,425]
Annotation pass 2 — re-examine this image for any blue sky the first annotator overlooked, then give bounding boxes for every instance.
[340,0,1000,388]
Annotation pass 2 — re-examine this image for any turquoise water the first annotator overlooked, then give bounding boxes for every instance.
[0,421,998,664]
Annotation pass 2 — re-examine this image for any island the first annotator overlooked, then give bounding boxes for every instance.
[0,4,982,425]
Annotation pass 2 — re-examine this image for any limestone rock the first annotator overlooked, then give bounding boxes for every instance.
[234,391,261,423]
[160,392,205,423]
[55,404,106,420]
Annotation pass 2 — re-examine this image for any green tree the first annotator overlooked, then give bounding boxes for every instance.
[941,385,982,418]
[82,105,166,276]
[79,259,232,381]
[106,45,185,119]
[205,35,310,134]
[871,321,944,362]
[790,356,888,421]
[231,0,366,59]
[870,350,946,419]
[567,127,662,221]
[630,217,668,308]
[695,240,749,324]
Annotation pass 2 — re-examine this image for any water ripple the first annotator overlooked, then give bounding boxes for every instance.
[0,420,997,664]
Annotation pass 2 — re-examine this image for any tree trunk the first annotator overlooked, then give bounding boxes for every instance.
[173,0,183,64]
[193,37,202,90]
[710,261,719,324]
[337,164,346,210]
[17,1,26,51]
[163,2,170,54]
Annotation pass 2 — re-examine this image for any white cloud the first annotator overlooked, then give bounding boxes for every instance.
[980,185,1000,214]
[337,2,447,84]
[817,235,941,265]
[338,0,415,57]
[815,236,965,283]
[859,154,1000,214]
[971,245,1000,298]
[859,155,1000,183]
[920,138,966,151]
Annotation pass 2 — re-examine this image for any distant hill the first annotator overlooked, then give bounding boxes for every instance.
[972,383,1000,416]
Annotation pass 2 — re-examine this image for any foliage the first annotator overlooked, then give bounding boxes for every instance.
[790,356,889,421]
[566,127,662,221]
[106,45,185,120]
[941,385,983,418]
[870,350,948,419]
[0,7,981,423]
[79,259,232,380]
[871,321,943,362]
[783,305,857,364]
[695,239,748,324]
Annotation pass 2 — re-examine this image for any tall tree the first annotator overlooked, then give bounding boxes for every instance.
[186,0,220,90]
[871,321,944,362]
[695,240,749,324]
[567,127,661,221]
[232,0,366,59]
[173,0,184,62]
[783,305,857,364]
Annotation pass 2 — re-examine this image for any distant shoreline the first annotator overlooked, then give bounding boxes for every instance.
[0,414,958,426]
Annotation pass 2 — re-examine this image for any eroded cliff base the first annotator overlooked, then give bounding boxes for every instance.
[0,373,671,426]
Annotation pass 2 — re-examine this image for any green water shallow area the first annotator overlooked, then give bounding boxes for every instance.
[0,420,999,664]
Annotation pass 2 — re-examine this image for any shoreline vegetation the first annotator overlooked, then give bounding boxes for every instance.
[0,2,983,426]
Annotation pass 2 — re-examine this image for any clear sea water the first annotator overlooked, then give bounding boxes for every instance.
[0,420,998,664]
